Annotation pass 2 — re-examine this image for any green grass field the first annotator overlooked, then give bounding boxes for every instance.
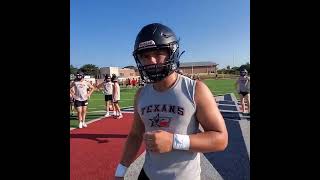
[70,79,238,128]
[203,79,239,98]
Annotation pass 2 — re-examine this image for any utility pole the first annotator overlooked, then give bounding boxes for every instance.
[233,50,236,67]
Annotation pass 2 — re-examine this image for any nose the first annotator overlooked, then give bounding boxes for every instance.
[143,55,157,65]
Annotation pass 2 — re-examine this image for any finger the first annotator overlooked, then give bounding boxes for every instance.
[143,132,154,141]
[144,138,153,145]
[144,137,153,142]
[153,130,163,133]
[144,139,154,148]
[143,133,149,141]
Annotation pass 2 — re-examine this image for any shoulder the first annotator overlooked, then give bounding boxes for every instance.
[194,80,215,106]
[195,80,208,93]
[177,73,196,86]
[195,80,211,97]
[134,87,145,102]
[135,87,143,96]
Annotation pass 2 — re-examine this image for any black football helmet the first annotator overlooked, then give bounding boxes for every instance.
[75,71,84,81]
[240,69,248,77]
[111,74,118,82]
[104,74,111,82]
[133,23,184,83]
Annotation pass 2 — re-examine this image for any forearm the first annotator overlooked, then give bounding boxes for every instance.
[120,133,143,167]
[189,131,227,153]
[88,89,94,96]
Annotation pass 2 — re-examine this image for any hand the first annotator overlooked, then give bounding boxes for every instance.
[143,130,173,153]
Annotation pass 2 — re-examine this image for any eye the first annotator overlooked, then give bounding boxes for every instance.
[155,52,163,56]
[139,56,149,64]
[142,54,150,59]
[137,54,146,61]
[157,50,168,56]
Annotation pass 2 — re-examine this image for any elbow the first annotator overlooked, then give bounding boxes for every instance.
[214,131,228,151]
[220,132,228,151]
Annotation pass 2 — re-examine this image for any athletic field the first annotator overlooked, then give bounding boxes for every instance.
[70,79,238,128]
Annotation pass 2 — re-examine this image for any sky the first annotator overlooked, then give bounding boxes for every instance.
[70,0,250,69]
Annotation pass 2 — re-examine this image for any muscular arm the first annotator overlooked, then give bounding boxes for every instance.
[119,88,145,167]
[235,79,239,90]
[113,83,117,98]
[70,82,75,97]
[96,82,103,89]
[189,80,228,153]
[87,83,95,96]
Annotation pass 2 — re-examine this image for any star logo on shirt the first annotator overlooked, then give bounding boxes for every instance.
[149,113,172,127]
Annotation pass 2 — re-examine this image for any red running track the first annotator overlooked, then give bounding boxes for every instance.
[70,113,145,180]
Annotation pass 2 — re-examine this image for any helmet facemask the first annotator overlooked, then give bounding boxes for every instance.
[240,69,248,77]
[105,75,111,82]
[134,43,180,83]
[75,72,84,81]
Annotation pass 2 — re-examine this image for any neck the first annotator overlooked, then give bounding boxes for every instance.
[153,72,178,92]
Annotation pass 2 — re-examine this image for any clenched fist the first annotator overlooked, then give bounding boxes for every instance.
[143,130,174,153]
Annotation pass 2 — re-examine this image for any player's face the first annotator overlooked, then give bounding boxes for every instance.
[137,49,169,66]
[76,75,83,79]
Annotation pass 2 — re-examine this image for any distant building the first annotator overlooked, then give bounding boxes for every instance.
[118,68,138,78]
[98,67,120,79]
[97,66,140,85]
[96,61,218,83]
[179,61,218,75]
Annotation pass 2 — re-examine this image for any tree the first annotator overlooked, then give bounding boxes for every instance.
[217,68,226,74]
[79,64,100,78]
[70,65,78,75]
[232,66,240,71]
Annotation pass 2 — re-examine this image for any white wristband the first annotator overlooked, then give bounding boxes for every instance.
[115,163,128,177]
[172,134,190,150]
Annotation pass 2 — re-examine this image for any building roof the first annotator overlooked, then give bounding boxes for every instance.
[180,61,218,67]
[123,65,138,70]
